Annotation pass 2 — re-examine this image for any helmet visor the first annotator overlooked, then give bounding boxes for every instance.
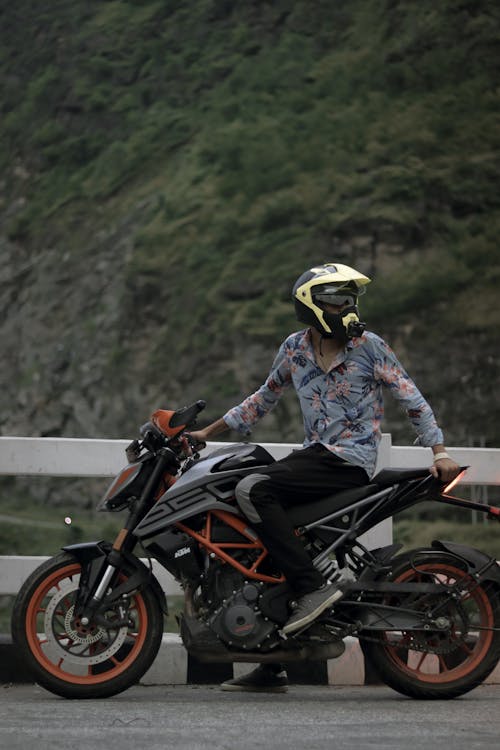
[313,281,364,306]
[314,292,356,307]
[313,282,365,306]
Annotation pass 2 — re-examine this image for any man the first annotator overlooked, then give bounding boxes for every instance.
[189,263,460,692]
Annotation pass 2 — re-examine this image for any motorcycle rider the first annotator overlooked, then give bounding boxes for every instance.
[189,263,460,692]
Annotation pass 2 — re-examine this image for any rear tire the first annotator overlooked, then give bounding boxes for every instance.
[11,552,164,699]
[361,550,500,699]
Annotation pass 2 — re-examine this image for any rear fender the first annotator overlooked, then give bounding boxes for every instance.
[357,541,500,587]
[431,539,500,586]
[63,541,168,614]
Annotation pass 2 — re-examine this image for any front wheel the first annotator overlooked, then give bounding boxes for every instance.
[11,552,164,698]
[361,550,500,699]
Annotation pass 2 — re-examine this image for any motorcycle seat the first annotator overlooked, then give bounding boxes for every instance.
[288,483,380,526]
[372,467,431,487]
[287,468,433,527]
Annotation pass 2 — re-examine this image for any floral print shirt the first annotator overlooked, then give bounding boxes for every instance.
[223,329,443,478]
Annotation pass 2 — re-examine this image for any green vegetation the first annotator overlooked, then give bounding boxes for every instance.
[2,1,499,444]
[3,2,499,324]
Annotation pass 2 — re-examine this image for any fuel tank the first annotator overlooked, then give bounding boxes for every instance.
[134,443,275,539]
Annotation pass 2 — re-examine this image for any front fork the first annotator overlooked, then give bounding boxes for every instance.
[78,557,122,625]
[64,540,167,626]
[91,564,117,605]
[63,542,122,624]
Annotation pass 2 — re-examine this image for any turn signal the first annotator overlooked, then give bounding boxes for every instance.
[442,469,467,495]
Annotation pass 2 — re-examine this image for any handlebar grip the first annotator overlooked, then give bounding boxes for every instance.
[169,400,206,429]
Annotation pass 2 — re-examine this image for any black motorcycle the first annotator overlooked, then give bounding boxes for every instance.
[12,401,500,699]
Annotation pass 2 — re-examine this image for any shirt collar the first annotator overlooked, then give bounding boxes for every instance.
[301,328,353,370]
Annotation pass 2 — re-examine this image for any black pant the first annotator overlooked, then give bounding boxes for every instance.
[235,445,368,596]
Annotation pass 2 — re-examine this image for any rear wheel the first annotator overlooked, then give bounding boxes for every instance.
[362,550,500,699]
[11,552,164,698]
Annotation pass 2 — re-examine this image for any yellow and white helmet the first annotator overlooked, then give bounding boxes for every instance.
[293,263,371,340]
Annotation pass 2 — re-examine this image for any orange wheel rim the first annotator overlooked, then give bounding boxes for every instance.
[382,563,494,684]
[25,563,149,685]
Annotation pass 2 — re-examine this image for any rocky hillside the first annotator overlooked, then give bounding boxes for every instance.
[1,0,499,452]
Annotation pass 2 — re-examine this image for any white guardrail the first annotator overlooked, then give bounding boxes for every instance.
[0,435,499,598]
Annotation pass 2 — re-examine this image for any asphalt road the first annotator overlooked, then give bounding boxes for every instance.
[1,684,499,750]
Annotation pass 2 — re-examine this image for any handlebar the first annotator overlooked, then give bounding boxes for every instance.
[168,400,206,430]
[134,401,207,459]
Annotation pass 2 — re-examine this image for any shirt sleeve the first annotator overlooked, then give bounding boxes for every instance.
[372,336,444,447]
[223,340,293,435]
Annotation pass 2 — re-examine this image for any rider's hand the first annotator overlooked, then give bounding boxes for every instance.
[186,429,208,451]
[429,457,461,483]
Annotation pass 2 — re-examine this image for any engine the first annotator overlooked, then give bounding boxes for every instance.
[197,556,285,651]
[184,554,343,653]
[209,582,276,650]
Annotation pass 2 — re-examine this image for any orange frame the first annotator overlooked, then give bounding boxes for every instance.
[176,509,285,584]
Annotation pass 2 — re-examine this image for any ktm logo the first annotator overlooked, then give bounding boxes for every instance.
[174,547,191,559]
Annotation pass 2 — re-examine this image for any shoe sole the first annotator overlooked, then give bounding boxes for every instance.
[281,589,344,635]
[220,684,288,693]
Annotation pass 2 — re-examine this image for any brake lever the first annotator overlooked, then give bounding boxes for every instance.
[184,432,205,458]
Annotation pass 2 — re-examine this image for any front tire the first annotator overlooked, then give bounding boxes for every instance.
[361,550,500,699]
[11,552,164,699]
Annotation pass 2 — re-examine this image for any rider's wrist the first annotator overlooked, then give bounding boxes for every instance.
[433,452,450,462]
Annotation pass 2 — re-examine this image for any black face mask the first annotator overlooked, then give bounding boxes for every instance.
[320,305,366,342]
